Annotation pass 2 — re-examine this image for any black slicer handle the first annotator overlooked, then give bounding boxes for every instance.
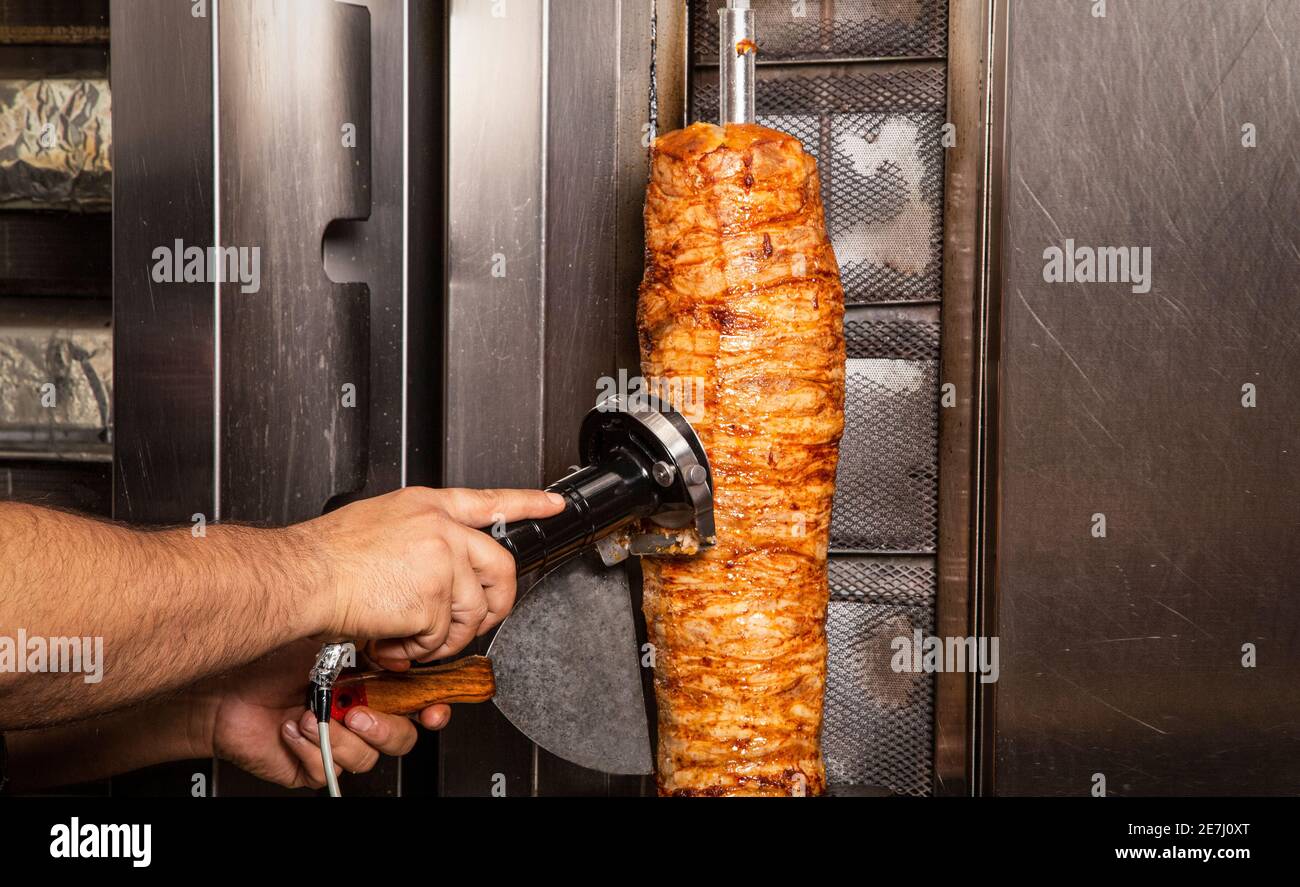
[481,451,659,576]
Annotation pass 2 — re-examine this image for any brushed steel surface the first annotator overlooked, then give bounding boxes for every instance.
[993,0,1300,795]
[217,0,371,528]
[439,0,546,798]
[537,0,632,792]
[212,0,400,797]
[110,0,214,528]
[113,0,436,797]
[439,0,681,797]
[109,0,216,796]
[933,0,985,796]
[329,0,410,498]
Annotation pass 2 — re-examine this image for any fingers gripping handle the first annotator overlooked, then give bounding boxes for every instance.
[488,483,590,577]
[330,656,496,720]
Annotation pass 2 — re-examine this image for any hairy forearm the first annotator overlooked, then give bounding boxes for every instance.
[0,503,332,730]
[5,696,210,792]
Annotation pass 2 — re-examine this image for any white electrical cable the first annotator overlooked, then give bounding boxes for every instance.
[319,720,342,798]
[309,642,350,798]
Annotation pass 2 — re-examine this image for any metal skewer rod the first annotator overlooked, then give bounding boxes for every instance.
[719,0,756,125]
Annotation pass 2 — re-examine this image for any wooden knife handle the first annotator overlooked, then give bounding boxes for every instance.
[330,655,496,719]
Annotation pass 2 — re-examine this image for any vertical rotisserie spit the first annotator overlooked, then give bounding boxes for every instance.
[637,120,846,796]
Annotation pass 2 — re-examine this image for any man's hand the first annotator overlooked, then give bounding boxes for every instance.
[0,486,563,730]
[5,640,450,793]
[196,641,448,790]
[304,487,565,663]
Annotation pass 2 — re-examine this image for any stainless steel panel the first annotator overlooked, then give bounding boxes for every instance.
[440,0,546,798]
[993,0,1300,795]
[439,0,685,796]
[110,0,215,796]
[933,0,987,797]
[214,0,391,797]
[442,0,544,496]
[537,0,639,797]
[401,0,444,498]
[113,0,437,797]
[330,0,411,498]
[218,0,371,529]
[111,0,214,528]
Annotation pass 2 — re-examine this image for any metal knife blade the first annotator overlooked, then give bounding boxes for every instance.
[487,552,653,776]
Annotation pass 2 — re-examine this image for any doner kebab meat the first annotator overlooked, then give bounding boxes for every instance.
[637,122,846,797]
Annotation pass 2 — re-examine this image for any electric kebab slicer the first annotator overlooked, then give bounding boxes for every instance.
[308,395,716,789]
[490,393,716,573]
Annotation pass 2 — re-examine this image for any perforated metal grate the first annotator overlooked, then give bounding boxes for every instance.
[695,67,946,304]
[823,556,935,795]
[829,554,936,605]
[831,319,939,552]
[692,0,949,63]
[844,314,941,361]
